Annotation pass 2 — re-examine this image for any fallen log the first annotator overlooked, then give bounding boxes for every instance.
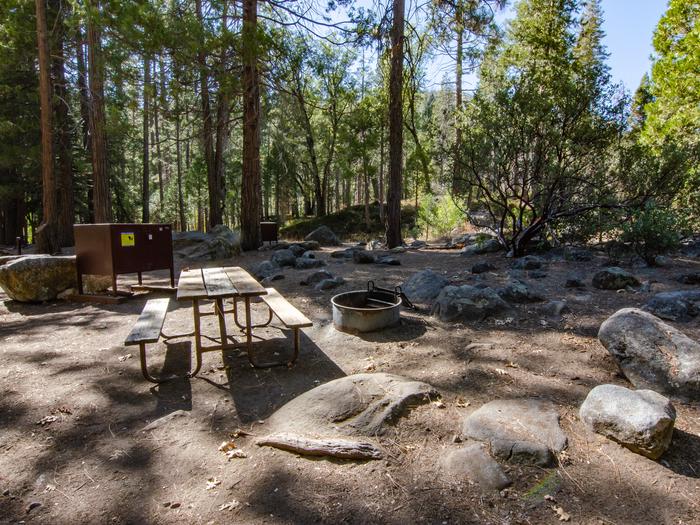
[257,433,383,460]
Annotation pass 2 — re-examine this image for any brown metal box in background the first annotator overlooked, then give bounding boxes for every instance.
[260,221,278,244]
[74,223,175,294]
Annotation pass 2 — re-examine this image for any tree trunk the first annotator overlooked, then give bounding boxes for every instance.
[51,2,75,246]
[75,27,93,222]
[174,71,186,231]
[35,0,58,253]
[153,60,164,216]
[195,0,218,230]
[240,0,262,250]
[86,0,111,223]
[386,0,405,248]
[379,119,385,224]
[142,55,151,223]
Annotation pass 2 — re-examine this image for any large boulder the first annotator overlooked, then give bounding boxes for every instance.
[263,373,438,438]
[304,226,340,246]
[401,269,449,304]
[461,238,502,256]
[498,280,545,303]
[294,257,326,270]
[352,250,376,264]
[511,255,544,270]
[252,260,281,280]
[592,267,640,290]
[270,248,297,267]
[432,285,510,322]
[172,225,241,261]
[598,308,700,400]
[462,399,567,467]
[643,290,700,322]
[0,255,77,302]
[579,384,676,460]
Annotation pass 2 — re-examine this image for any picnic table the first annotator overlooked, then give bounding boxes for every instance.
[125,266,312,383]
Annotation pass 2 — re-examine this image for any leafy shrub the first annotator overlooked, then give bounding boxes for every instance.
[621,202,685,265]
[416,194,464,240]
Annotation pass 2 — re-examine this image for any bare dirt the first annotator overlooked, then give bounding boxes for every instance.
[1,243,699,524]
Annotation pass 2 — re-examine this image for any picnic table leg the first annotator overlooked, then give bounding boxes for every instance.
[138,342,182,383]
[232,296,272,331]
[189,298,203,378]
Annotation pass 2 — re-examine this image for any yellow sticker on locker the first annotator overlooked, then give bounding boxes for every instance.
[120,232,135,247]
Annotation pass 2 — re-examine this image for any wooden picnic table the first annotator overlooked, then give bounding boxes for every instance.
[175,266,268,375]
[125,265,313,382]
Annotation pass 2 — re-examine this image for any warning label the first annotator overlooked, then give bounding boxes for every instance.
[120,232,135,247]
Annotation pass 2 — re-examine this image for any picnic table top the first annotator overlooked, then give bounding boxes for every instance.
[176,266,267,301]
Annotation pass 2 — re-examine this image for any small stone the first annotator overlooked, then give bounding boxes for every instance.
[270,249,297,267]
[26,502,41,514]
[592,267,640,290]
[565,277,584,288]
[511,255,543,270]
[377,256,401,266]
[352,250,376,264]
[170,502,181,509]
[471,262,496,274]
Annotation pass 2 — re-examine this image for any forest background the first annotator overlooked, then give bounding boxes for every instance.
[0,0,697,257]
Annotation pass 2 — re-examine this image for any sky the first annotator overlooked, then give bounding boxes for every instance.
[435,0,669,93]
[332,0,669,94]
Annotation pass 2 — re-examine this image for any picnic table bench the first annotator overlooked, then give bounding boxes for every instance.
[124,266,313,383]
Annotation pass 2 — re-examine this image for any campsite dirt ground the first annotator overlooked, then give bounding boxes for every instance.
[1,244,700,524]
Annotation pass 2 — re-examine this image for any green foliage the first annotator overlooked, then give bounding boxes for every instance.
[416,194,463,239]
[455,0,625,255]
[621,202,685,264]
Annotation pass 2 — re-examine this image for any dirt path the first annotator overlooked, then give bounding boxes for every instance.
[1,246,699,524]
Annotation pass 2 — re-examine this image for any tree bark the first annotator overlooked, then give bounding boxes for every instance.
[51,1,75,246]
[153,60,164,216]
[75,27,93,222]
[240,0,262,250]
[35,0,58,253]
[195,0,219,229]
[87,0,111,223]
[142,55,151,223]
[386,0,405,248]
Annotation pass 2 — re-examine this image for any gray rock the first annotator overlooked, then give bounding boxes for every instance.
[461,238,502,256]
[675,272,700,285]
[511,255,544,270]
[432,285,510,322]
[390,246,407,253]
[471,262,496,274]
[462,399,567,466]
[252,260,281,280]
[288,244,307,258]
[352,250,376,264]
[377,256,401,266]
[563,247,593,261]
[330,249,354,259]
[304,226,340,246]
[172,225,241,261]
[300,270,334,286]
[565,277,585,288]
[409,240,427,249]
[261,274,285,285]
[643,290,700,321]
[300,251,316,259]
[0,255,76,302]
[271,248,297,267]
[498,280,545,303]
[315,277,345,291]
[294,257,326,270]
[264,373,438,437]
[440,443,511,491]
[579,384,676,460]
[401,269,449,304]
[592,267,640,290]
[598,308,700,400]
[528,270,548,279]
[540,300,570,318]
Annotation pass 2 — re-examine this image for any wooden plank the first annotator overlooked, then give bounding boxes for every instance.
[176,268,207,300]
[224,266,267,297]
[202,267,236,298]
[125,298,170,345]
[261,288,313,328]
